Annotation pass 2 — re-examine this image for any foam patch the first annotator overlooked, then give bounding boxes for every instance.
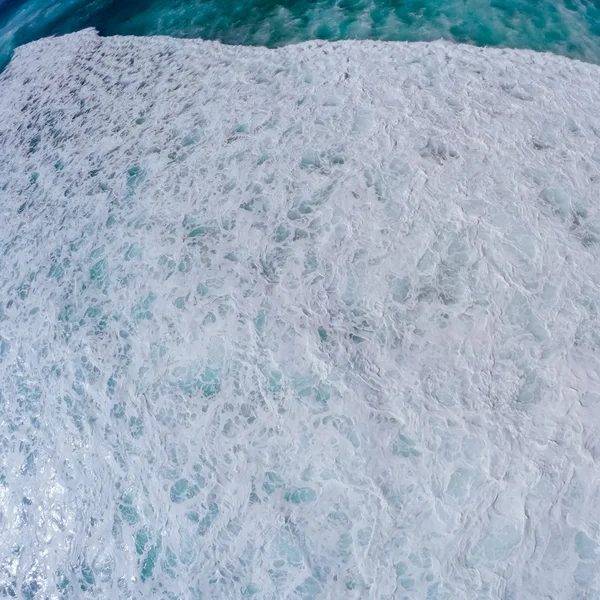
[1,29,600,599]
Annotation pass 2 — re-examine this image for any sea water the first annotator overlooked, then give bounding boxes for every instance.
[2,30,600,598]
[1,0,600,71]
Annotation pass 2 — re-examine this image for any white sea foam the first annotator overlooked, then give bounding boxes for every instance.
[1,29,600,599]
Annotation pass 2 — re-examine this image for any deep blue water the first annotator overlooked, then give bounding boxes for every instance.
[1,0,600,70]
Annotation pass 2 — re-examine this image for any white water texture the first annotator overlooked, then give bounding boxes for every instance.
[2,29,600,600]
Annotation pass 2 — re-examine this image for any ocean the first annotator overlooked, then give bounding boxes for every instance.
[2,3,600,600]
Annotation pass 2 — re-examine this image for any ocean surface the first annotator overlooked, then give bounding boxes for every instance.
[2,28,600,599]
[1,0,600,71]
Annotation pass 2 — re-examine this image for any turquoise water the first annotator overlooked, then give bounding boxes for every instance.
[1,0,600,71]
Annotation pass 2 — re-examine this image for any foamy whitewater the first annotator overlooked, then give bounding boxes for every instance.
[1,29,600,599]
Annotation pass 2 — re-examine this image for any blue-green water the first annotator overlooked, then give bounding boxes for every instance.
[1,0,600,71]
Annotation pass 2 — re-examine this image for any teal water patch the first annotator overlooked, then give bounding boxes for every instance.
[2,0,600,71]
